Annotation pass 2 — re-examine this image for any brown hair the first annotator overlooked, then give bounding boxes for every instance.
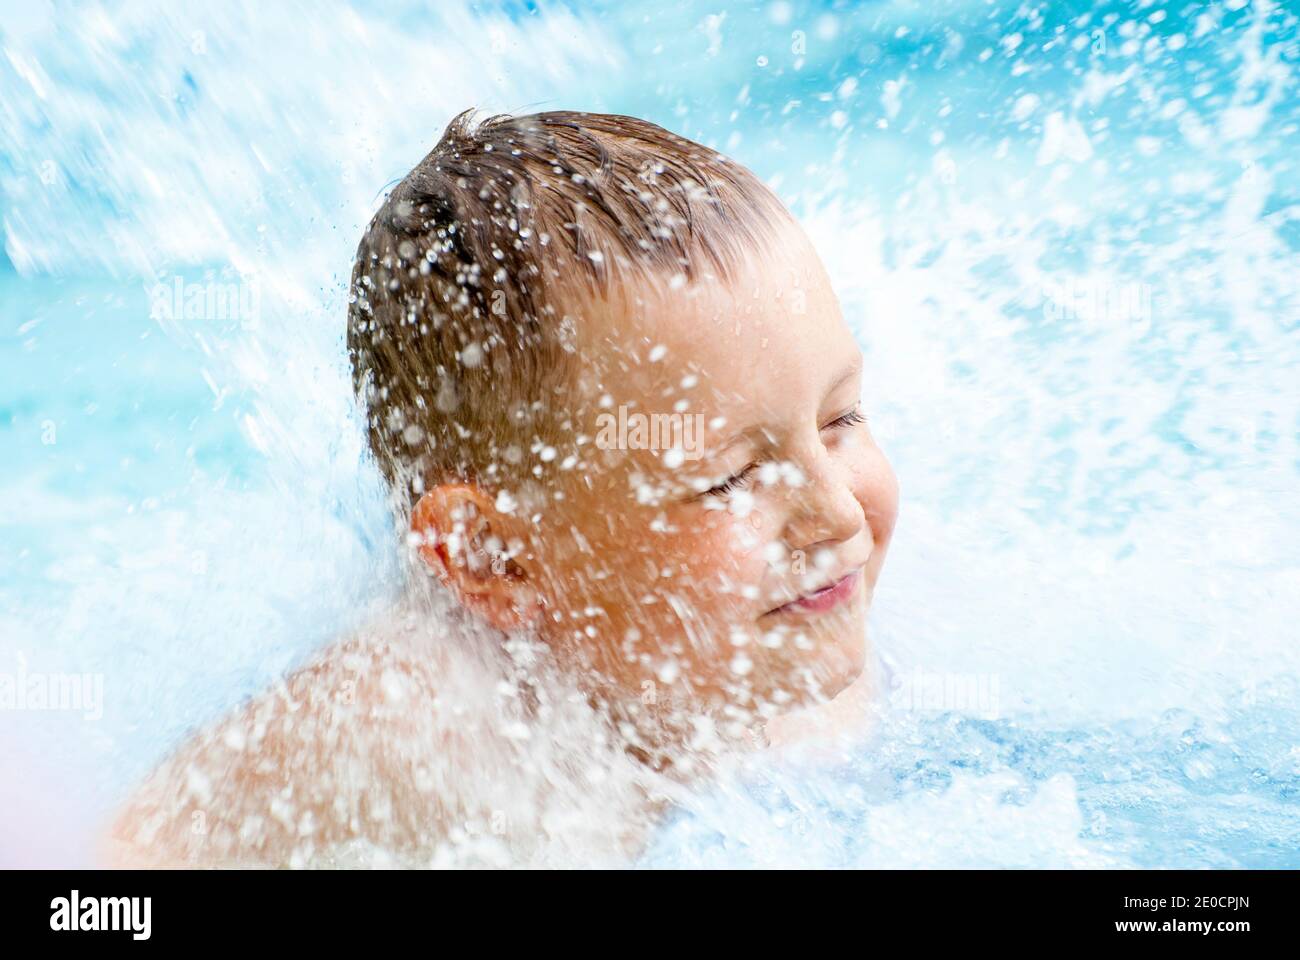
[347,109,792,504]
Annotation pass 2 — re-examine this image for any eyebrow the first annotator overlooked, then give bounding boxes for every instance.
[702,426,764,466]
[704,359,863,462]
[825,360,862,399]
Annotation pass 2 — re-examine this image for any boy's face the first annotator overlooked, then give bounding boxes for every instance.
[527,221,899,730]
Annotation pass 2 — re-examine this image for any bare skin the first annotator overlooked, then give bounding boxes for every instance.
[103,219,898,867]
[101,603,658,868]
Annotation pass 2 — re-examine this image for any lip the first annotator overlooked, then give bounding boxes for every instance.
[764,567,863,617]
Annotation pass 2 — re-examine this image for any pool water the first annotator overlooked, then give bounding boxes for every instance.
[1,0,1298,867]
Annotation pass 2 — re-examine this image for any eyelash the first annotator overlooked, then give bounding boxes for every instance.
[832,408,868,430]
[700,407,867,499]
[702,464,758,498]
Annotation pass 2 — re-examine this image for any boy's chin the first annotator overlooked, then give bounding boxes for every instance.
[752,636,867,711]
[809,642,867,703]
[800,618,869,700]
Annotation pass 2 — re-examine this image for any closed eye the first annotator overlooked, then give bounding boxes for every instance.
[699,462,758,499]
[697,410,864,500]
[823,406,867,431]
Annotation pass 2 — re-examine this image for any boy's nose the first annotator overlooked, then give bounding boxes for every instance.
[782,449,864,553]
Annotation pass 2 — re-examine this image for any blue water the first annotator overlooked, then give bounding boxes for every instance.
[2,0,1298,867]
[644,690,1300,868]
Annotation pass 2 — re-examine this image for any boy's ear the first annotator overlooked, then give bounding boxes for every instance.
[410,484,542,631]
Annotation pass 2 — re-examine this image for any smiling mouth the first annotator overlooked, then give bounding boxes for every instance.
[764,567,863,617]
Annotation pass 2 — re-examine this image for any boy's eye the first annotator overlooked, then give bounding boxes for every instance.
[700,462,758,499]
[694,409,864,500]
[824,406,867,431]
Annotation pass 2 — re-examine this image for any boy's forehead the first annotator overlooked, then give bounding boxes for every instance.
[572,230,838,404]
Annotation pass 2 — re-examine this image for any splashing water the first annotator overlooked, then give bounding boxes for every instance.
[1,0,1298,867]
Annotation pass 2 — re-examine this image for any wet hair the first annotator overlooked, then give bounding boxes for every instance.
[346,109,793,505]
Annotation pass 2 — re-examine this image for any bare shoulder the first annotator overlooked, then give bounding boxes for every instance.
[100,611,463,868]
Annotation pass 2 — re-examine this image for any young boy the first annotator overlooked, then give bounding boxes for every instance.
[104,110,898,868]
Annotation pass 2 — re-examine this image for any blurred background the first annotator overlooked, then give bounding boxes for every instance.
[1,0,1297,867]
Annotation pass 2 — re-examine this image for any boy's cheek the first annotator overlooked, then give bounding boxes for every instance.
[538,495,775,616]
[861,454,901,549]
[665,509,777,600]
